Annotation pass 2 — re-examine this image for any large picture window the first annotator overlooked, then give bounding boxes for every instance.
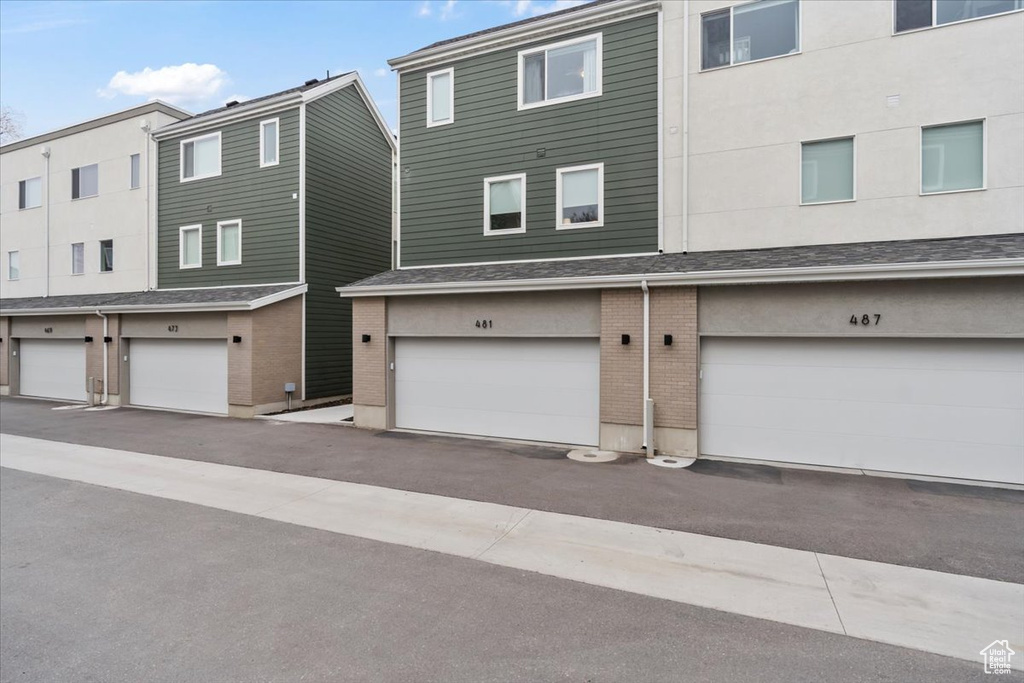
[180,132,222,181]
[702,0,800,70]
[519,34,601,109]
[801,138,855,204]
[483,174,526,235]
[556,163,604,229]
[921,121,984,194]
[895,0,1022,33]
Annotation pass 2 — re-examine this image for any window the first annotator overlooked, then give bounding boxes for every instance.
[72,243,85,275]
[801,138,855,204]
[179,225,202,269]
[217,220,242,265]
[18,177,41,209]
[921,120,984,194]
[895,0,1022,32]
[72,164,99,199]
[7,251,19,280]
[483,174,526,235]
[130,153,141,189]
[701,0,800,70]
[556,163,604,229]
[426,69,454,127]
[180,132,222,181]
[99,239,114,273]
[260,119,279,167]
[519,34,602,109]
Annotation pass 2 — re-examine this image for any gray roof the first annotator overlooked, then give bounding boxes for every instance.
[189,72,353,120]
[347,233,1024,289]
[1,284,300,312]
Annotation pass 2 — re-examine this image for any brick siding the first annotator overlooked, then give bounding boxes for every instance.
[352,297,386,407]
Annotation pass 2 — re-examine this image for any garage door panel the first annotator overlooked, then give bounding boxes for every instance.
[130,339,228,415]
[398,356,599,391]
[398,380,599,418]
[400,403,598,447]
[19,339,86,402]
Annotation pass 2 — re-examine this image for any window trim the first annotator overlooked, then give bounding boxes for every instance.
[71,242,85,275]
[919,118,986,196]
[892,0,1024,35]
[129,153,141,190]
[217,219,243,266]
[555,163,605,229]
[71,163,99,200]
[699,0,803,72]
[799,135,857,206]
[99,239,114,273]
[259,118,280,168]
[179,131,223,182]
[18,177,42,210]
[7,251,19,281]
[483,173,527,236]
[179,224,203,269]
[426,68,455,127]
[517,33,603,111]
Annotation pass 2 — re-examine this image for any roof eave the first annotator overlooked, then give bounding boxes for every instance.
[152,92,303,140]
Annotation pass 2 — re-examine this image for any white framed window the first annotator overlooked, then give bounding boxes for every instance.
[556,163,604,229]
[921,120,985,194]
[701,0,801,71]
[895,0,1022,33]
[260,118,279,167]
[71,243,85,275]
[179,225,202,269]
[217,219,242,265]
[18,177,41,209]
[426,68,455,127]
[130,153,141,189]
[801,137,855,205]
[180,131,222,182]
[7,251,19,280]
[518,33,602,110]
[483,174,526,235]
[72,164,99,199]
[99,239,114,273]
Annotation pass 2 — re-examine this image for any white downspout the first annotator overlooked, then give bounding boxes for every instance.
[41,146,51,297]
[95,310,108,405]
[140,119,152,290]
[641,279,652,455]
[682,4,690,254]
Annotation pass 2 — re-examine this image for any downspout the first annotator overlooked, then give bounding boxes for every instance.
[140,119,152,290]
[641,279,653,455]
[41,146,51,297]
[95,310,108,405]
[682,4,690,254]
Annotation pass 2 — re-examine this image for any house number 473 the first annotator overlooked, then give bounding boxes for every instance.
[850,314,881,326]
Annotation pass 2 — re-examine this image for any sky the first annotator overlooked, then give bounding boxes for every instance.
[0,0,587,139]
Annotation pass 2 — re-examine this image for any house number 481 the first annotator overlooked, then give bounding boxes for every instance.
[475,320,493,329]
[850,314,881,326]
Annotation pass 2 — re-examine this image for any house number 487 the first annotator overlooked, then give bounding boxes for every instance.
[850,314,881,326]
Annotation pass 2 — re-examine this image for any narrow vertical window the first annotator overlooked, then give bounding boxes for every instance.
[260,119,279,167]
[426,69,454,127]
[99,239,114,273]
[801,138,855,204]
[179,225,202,269]
[7,251,19,280]
[483,174,526,235]
[72,164,99,199]
[217,220,242,265]
[72,243,85,275]
[701,0,800,70]
[130,153,141,189]
[18,177,41,209]
[921,121,984,194]
[556,164,604,228]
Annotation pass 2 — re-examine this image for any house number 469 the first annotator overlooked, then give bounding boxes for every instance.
[849,314,881,326]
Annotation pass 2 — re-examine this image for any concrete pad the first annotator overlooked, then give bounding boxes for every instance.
[259,404,354,424]
[818,553,1024,669]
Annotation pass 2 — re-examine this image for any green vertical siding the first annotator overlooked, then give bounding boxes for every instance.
[399,13,659,267]
[305,86,394,398]
[157,107,301,287]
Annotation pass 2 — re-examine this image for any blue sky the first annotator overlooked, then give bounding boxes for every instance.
[0,0,585,138]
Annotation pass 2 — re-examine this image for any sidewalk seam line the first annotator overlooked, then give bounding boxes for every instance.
[472,509,533,560]
[252,482,340,517]
[815,552,848,636]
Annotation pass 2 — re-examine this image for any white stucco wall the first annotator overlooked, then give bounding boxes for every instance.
[662,0,1024,253]
[0,107,184,299]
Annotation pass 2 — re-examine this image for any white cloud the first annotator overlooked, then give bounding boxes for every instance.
[374,68,390,78]
[417,1,432,17]
[417,0,457,20]
[513,0,586,17]
[440,0,457,19]
[98,63,228,106]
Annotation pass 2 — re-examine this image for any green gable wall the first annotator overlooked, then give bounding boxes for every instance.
[399,13,659,267]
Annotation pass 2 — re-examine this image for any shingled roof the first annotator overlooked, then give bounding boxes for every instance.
[1,284,304,314]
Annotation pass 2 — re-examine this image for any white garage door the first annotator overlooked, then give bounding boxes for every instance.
[700,338,1024,484]
[19,339,86,402]
[130,339,228,414]
[396,338,600,446]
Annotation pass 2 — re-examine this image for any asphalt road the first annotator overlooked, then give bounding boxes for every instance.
[1,397,1021,583]
[0,467,998,683]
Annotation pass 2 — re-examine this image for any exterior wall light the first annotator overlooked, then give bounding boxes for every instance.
[232,336,242,343]
[362,334,372,343]
[621,334,630,345]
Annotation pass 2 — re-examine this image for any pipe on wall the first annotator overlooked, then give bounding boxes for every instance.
[641,279,652,454]
[95,310,108,405]
[41,146,51,297]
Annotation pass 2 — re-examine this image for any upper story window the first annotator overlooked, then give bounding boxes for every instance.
[7,251,19,281]
[71,243,84,275]
[179,225,202,269]
[483,174,526,235]
[217,219,242,266]
[18,177,41,209]
[702,0,800,70]
[801,137,855,204]
[895,0,1022,32]
[99,239,114,273]
[260,119,279,167]
[426,68,454,127]
[180,132,222,182]
[130,154,141,189]
[921,120,984,194]
[556,163,604,229]
[72,164,99,199]
[519,34,602,110]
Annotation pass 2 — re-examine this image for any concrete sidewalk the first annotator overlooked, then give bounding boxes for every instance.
[2,433,1021,669]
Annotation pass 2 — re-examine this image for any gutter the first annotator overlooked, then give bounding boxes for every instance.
[335,258,1024,298]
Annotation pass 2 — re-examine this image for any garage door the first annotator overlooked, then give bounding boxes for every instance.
[395,338,600,446]
[19,339,86,402]
[129,339,228,414]
[699,338,1024,484]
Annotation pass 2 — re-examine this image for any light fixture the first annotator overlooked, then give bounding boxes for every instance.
[664,335,673,346]
[621,334,630,345]
[362,334,372,343]
[232,335,242,343]
[84,336,94,343]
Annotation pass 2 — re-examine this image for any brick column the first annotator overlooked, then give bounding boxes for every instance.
[227,311,253,411]
[352,297,387,429]
[599,289,644,451]
[649,287,698,456]
[0,317,9,393]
